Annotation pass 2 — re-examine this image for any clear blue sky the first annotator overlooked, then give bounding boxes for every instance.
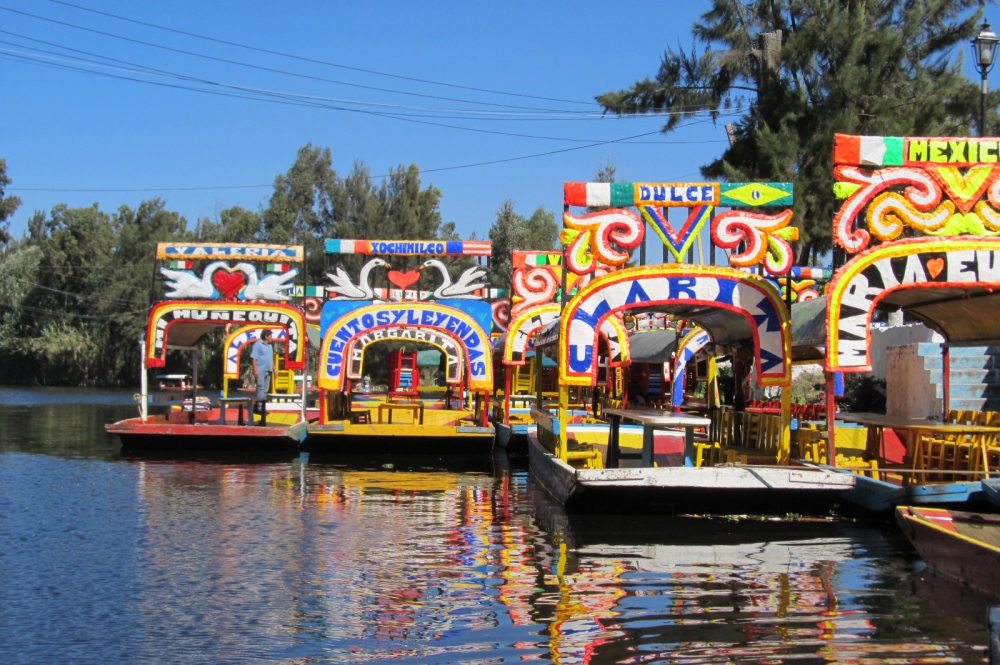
[2,0,997,241]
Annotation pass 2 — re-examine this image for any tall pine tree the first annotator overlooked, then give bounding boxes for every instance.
[598,0,992,262]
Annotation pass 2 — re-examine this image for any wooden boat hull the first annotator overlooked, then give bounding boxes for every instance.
[107,416,307,452]
[302,422,495,456]
[493,421,512,450]
[837,471,992,513]
[528,435,855,514]
[895,506,1000,597]
[983,478,1000,510]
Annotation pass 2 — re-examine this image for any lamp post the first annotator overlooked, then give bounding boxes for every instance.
[972,22,999,137]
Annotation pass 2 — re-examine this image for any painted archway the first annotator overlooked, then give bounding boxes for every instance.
[146,301,305,369]
[504,303,631,367]
[319,301,493,392]
[826,236,1000,371]
[344,325,463,384]
[559,265,791,386]
[672,327,711,406]
[223,326,289,379]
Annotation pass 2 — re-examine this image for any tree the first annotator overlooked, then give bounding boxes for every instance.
[263,144,453,283]
[0,159,22,246]
[489,199,528,288]
[598,0,992,262]
[488,200,560,287]
[196,206,262,243]
[524,206,560,252]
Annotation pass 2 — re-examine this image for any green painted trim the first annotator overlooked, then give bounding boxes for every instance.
[884,137,905,165]
[719,182,794,206]
[610,182,634,206]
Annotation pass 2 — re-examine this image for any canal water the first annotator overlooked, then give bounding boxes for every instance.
[0,387,992,665]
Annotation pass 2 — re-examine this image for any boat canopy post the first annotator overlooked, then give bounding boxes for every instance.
[535,354,543,414]
[825,371,837,464]
[191,348,199,424]
[707,357,718,411]
[504,368,512,425]
[942,345,951,420]
[139,338,148,423]
[779,386,792,464]
[558,384,569,463]
[301,367,307,422]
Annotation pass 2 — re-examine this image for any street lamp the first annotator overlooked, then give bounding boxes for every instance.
[972,22,999,136]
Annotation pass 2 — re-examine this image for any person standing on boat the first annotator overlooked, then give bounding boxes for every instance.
[250,330,274,426]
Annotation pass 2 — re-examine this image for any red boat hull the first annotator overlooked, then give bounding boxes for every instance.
[896,506,1000,597]
[107,416,306,452]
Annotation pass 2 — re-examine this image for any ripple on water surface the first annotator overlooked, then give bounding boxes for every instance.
[0,397,991,664]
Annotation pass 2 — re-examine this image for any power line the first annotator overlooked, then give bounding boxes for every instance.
[0,301,146,320]
[0,47,737,147]
[0,25,723,121]
[21,281,146,307]
[0,4,594,114]
[0,40,725,125]
[44,0,597,107]
[7,121,727,192]
[8,123,734,193]
[0,48,736,159]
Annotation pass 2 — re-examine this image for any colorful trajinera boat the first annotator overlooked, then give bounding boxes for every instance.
[895,505,1000,596]
[518,179,854,512]
[304,239,498,455]
[816,135,1000,510]
[107,242,312,450]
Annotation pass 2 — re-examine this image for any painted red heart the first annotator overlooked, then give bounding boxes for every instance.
[926,257,945,279]
[212,268,246,299]
[388,270,421,290]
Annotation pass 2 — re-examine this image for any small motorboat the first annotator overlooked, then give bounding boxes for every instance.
[895,505,1000,597]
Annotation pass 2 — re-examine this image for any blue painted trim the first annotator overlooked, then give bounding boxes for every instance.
[456,426,493,434]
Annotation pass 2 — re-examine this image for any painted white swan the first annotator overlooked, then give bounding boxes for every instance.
[234,263,299,301]
[160,261,229,299]
[325,258,388,300]
[420,259,487,299]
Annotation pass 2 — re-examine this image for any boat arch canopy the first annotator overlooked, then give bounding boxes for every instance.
[671,327,711,406]
[504,303,630,367]
[344,325,464,384]
[147,301,306,370]
[558,264,792,387]
[827,236,1000,372]
[319,301,492,392]
[223,326,289,379]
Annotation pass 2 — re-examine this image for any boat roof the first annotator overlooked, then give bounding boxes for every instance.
[883,286,1000,346]
[534,304,757,353]
[417,350,442,367]
[628,329,678,363]
[791,297,827,363]
[535,319,560,348]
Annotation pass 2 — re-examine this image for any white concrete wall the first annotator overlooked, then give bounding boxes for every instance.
[886,344,941,419]
[870,324,943,380]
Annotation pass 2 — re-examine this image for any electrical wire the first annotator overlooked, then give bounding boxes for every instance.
[0,48,738,152]
[8,122,732,192]
[0,42,728,133]
[1,4,598,113]
[0,302,146,320]
[0,27,724,121]
[44,0,597,106]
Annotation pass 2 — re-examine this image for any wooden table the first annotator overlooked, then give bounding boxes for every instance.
[218,397,254,426]
[603,408,711,468]
[378,401,424,424]
[837,413,998,477]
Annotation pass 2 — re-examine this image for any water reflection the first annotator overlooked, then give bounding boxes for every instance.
[0,396,990,665]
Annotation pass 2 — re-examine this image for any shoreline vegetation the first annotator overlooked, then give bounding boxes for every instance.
[0,147,558,387]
